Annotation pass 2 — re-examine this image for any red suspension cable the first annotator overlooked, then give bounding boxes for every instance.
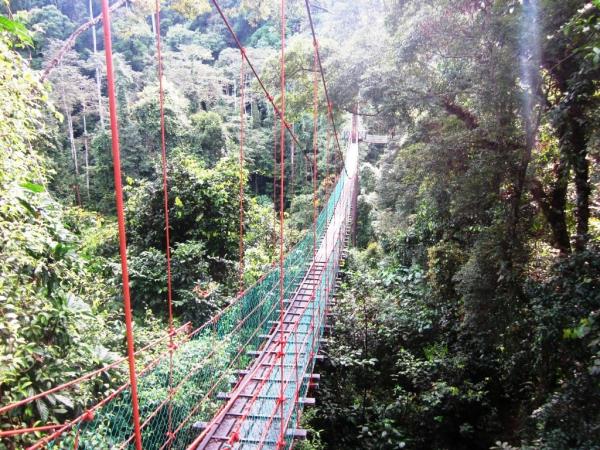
[239,48,246,292]
[26,334,190,450]
[278,0,287,446]
[154,0,174,346]
[303,0,348,177]
[210,0,301,148]
[0,425,63,439]
[334,109,339,174]
[99,1,142,448]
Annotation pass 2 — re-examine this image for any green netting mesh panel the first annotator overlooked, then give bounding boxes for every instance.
[46,170,350,450]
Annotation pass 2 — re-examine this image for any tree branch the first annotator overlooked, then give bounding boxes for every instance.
[441,96,479,129]
[40,0,128,81]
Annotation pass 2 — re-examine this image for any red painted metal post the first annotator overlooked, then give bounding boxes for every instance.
[100,1,143,448]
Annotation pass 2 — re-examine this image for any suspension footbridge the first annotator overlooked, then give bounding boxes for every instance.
[0,139,359,450]
[189,141,358,450]
[0,0,364,448]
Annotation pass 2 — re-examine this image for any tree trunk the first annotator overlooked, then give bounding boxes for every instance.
[83,114,91,201]
[510,161,528,240]
[63,93,82,207]
[89,0,105,128]
[539,52,581,256]
[441,96,479,129]
[530,158,571,256]
[290,129,295,197]
[233,78,237,111]
[548,161,571,255]
[40,0,127,81]
[567,107,590,252]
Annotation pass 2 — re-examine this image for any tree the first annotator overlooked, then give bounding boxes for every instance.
[163,41,223,111]
[126,151,241,278]
[537,0,600,252]
[0,29,122,444]
[16,4,74,68]
[188,111,226,163]
[37,0,127,80]
[46,45,97,205]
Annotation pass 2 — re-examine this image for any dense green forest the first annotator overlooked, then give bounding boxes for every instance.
[1,0,600,449]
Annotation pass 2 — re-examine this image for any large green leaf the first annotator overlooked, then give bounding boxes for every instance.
[0,16,33,47]
[20,181,45,193]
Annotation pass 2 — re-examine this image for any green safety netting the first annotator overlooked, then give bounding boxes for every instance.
[230,170,352,449]
[45,169,350,450]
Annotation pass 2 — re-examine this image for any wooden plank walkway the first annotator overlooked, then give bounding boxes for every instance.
[193,261,327,449]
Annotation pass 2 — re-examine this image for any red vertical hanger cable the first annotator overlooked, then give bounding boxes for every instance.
[325,111,331,299]
[309,42,320,426]
[290,123,295,200]
[238,49,246,292]
[99,0,143,448]
[333,106,338,176]
[278,0,287,446]
[153,0,176,446]
[312,41,319,262]
[273,107,278,247]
